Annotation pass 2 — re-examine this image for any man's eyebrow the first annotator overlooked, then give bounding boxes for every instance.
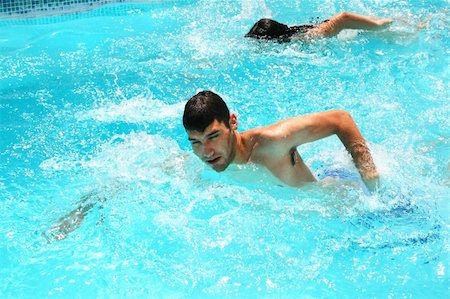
[188,130,220,142]
[206,130,220,137]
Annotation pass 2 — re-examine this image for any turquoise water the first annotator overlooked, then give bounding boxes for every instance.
[0,0,449,297]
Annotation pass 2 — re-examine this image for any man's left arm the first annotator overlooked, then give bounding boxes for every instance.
[332,111,379,189]
[274,110,379,189]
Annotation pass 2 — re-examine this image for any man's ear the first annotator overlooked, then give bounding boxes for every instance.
[229,113,238,130]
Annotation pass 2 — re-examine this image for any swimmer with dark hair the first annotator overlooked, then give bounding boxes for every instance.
[183,90,379,191]
[245,11,392,42]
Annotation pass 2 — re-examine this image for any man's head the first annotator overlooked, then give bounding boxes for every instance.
[183,91,237,172]
[183,90,230,132]
[245,18,291,42]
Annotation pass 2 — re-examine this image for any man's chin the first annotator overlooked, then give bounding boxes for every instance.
[210,163,228,172]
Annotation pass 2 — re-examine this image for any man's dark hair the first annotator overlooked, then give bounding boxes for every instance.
[245,18,314,43]
[183,90,230,132]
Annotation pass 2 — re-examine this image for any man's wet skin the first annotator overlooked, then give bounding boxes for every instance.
[183,91,379,190]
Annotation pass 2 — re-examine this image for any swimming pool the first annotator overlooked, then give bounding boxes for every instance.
[0,0,448,297]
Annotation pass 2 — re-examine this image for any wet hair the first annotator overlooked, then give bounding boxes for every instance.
[245,18,314,42]
[183,90,230,132]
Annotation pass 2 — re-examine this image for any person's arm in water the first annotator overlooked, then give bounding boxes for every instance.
[269,110,379,189]
[43,190,108,242]
[309,11,392,37]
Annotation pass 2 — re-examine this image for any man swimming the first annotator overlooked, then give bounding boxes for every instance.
[245,11,392,42]
[183,90,379,190]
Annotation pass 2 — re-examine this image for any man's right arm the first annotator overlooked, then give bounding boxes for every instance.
[309,12,392,37]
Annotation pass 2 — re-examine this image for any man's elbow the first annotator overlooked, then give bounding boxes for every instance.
[334,109,354,126]
[335,109,353,119]
[335,11,351,21]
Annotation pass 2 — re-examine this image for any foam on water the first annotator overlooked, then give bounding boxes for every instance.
[76,95,185,123]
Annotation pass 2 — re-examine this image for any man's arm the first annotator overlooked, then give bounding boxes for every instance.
[270,110,379,188]
[309,11,392,37]
[333,112,379,189]
[43,190,107,242]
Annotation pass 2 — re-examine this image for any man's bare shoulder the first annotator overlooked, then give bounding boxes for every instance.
[241,128,283,164]
[241,121,299,158]
[242,122,286,143]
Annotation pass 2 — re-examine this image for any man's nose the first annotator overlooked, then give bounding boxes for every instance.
[203,143,214,158]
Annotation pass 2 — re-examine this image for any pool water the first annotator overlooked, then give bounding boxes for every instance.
[0,0,449,297]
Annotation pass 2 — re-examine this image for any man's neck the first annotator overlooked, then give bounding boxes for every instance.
[232,131,253,164]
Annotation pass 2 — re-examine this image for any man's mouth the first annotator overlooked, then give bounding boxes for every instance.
[206,157,221,164]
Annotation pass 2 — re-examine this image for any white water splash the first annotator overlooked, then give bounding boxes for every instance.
[40,132,199,183]
[236,0,272,20]
[76,95,184,123]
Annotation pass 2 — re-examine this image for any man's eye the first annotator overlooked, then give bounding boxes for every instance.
[191,141,200,146]
[209,135,218,140]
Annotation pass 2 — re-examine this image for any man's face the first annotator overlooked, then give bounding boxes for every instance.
[186,119,236,172]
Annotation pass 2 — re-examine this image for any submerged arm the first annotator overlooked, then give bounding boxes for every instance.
[44,191,107,242]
